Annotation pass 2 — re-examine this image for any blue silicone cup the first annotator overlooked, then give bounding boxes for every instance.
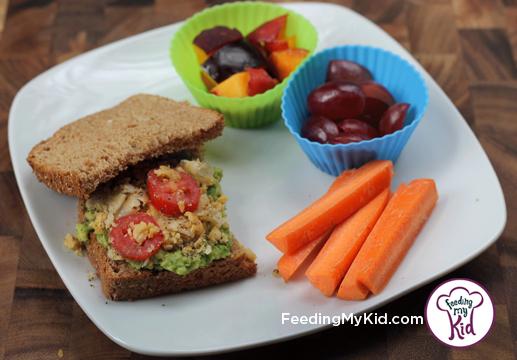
[282,45,429,176]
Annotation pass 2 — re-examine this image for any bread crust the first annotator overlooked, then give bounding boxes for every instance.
[27,94,224,199]
[87,236,257,301]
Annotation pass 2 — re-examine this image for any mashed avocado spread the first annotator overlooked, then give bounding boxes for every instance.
[75,160,233,276]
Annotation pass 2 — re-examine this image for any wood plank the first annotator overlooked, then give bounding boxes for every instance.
[384,285,449,360]
[0,172,25,237]
[100,0,205,47]
[0,58,50,98]
[352,0,410,49]
[459,29,517,81]
[0,236,20,360]
[4,288,73,360]
[0,58,50,172]
[452,0,505,29]
[0,0,56,59]
[406,1,460,54]
[506,7,517,64]
[0,0,7,34]
[352,0,405,24]
[52,0,105,63]
[451,245,506,304]
[155,0,206,16]
[416,53,473,123]
[68,303,130,360]
[16,218,66,290]
[500,266,517,346]
[471,82,517,347]
[500,235,517,268]
[470,83,517,240]
[380,22,410,50]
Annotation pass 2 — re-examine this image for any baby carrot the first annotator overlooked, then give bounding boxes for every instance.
[277,229,332,282]
[338,179,438,299]
[267,160,393,254]
[306,189,390,296]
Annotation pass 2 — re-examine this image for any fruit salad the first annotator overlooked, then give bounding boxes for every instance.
[192,15,310,98]
[302,60,411,144]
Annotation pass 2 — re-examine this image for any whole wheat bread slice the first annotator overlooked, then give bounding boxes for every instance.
[87,234,257,301]
[30,94,256,299]
[27,94,224,199]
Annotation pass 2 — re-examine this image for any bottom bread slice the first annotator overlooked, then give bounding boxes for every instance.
[87,237,257,301]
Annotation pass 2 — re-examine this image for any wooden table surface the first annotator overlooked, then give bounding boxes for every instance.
[1,0,516,359]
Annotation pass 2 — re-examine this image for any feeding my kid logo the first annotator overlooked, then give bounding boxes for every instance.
[425,279,494,347]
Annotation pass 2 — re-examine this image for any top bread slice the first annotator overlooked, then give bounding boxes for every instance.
[27,94,224,199]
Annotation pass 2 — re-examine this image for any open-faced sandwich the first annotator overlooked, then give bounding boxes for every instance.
[27,94,257,300]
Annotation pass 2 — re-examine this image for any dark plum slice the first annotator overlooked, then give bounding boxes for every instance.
[202,40,270,83]
[194,26,243,54]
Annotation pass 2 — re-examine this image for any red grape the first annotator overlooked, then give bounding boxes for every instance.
[360,81,395,105]
[337,119,379,138]
[307,82,365,121]
[360,81,395,127]
[326,60,373,84]
[329,133,372,144]
[301,116,339,143]
[361,98,390,127]
[379,103,410,135]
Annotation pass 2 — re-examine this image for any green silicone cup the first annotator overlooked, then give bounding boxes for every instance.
[170,1,318,128]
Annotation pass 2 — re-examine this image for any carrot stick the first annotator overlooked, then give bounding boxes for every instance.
[337,179,438,300]
[277,229,332,282]
[306,188,390,296]
[337,186,411,301]
[267,160,393,254]
[277,169,356,282]
[327,169,356,193]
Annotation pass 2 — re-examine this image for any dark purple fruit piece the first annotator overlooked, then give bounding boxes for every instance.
[193,26,243,54]
[202,40,270,83]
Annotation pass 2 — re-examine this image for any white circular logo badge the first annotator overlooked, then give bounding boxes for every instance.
[425,278,494,347]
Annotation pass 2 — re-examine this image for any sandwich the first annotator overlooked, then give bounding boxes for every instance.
[27,94,257,300]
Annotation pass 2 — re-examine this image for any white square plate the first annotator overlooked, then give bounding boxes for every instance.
[8,2,506,356]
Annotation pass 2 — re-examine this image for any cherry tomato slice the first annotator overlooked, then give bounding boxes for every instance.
[110,213,164,261]
[147,169,201,217]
